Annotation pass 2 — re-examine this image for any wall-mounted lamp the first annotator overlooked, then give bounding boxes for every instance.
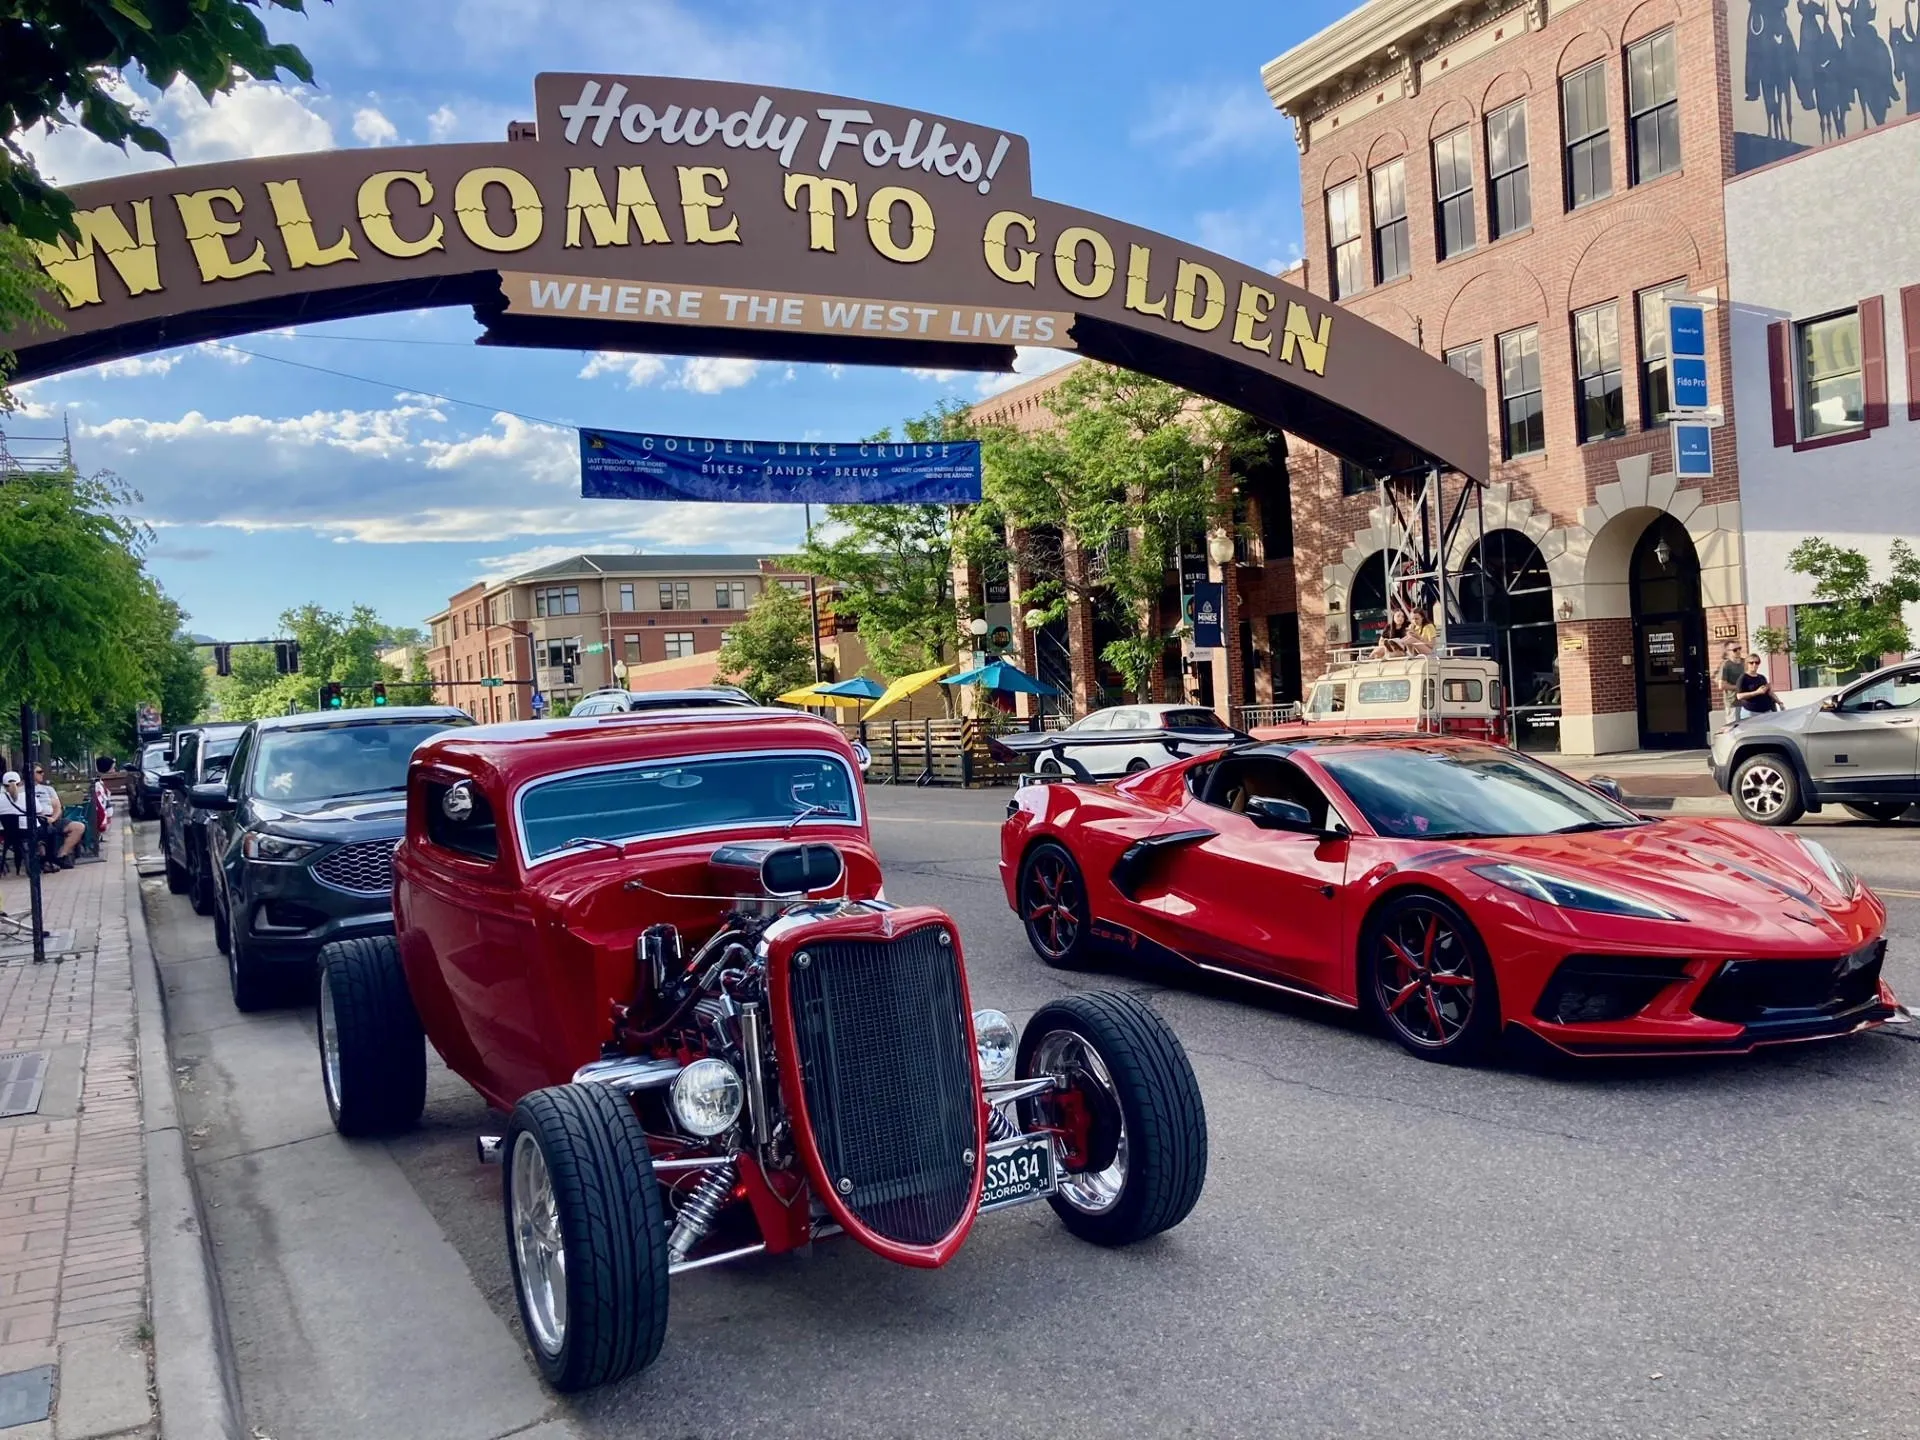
[1207,533,1236,567]
[1558,599,1574,621]
[1653,538,1673,569]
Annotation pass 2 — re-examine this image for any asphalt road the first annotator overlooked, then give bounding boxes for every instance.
[138,800,1920,1440]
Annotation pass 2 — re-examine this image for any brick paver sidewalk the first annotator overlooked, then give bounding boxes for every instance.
[0,821,154,1439]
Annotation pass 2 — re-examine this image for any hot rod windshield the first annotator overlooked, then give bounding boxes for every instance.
[517,750,861,862]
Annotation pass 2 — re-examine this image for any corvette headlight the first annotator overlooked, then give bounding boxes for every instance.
[669,1058,744,1138]
[1470,862,1682,921]
[242,831,320,863]
[972,1008,1016,1082]
[1799,837,1860,896]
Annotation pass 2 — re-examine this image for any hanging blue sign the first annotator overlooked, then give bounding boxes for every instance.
[1667,301,1707,359]
[580,428,982,504]
[1671,356,1710,410]
[1189,582,1224,650]
[1672,422,1712,478]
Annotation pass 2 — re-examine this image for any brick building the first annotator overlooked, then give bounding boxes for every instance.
[1265,0,1750,754]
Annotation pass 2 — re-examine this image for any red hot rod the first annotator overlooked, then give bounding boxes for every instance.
[312,708,1207,1390]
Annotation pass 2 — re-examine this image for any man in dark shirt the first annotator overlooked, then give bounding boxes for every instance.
[1735,655,1779,716]
[1718,642,1747,722]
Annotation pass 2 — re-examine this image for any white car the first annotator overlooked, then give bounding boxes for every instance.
[1037,704,1238,778]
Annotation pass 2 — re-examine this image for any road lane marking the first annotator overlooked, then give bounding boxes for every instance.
[1874,887,1920,899]
[868,815,1001,826]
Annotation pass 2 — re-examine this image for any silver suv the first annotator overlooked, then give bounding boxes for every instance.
[1711,661,1920,825]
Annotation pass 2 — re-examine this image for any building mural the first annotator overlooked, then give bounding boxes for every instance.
[1732,0,1920,171]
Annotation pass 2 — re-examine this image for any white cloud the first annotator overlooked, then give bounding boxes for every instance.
[426,105,461,142]
[675,357,760,394]
[352,107,400,146]
[4,394,56,421]
[90,354,182,379]
[579,351,669,387]
[976,347,1078,398]
[1194,200,1304,274]
[22,79,335,185]
[908,368,964,382]
[195,342,252,365]
[1133,82,1286,166]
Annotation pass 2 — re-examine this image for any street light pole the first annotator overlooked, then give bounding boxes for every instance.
[804,502,824,684]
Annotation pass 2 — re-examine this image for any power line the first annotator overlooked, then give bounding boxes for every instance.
[206,342,578,429]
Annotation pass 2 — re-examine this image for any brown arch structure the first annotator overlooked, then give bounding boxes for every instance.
[3,73,1487,481]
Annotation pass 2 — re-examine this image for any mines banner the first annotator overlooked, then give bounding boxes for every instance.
[580,428,983,503]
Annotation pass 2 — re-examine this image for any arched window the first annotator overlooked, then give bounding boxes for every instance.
[1348,552,1390,650]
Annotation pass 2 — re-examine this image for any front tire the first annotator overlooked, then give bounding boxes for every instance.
[189,842,216,916]
[163,832,190,895]
[504,1086,669,1391]
[1018,842,1094,970]
[1731,753,1804,825]
[1362,891,1501,1065]
[317,936,426,1135]
[1844,802,1909,823]
[1124,757,1150,775]
[1017,992,1207,1246]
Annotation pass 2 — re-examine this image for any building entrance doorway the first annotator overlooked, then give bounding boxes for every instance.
[1461,530,1558,752]
[1630,516,1708,749]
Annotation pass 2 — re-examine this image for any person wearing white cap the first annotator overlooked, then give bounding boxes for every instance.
[0,772,26,875]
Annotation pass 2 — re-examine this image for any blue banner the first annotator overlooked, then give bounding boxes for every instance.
[581,428,982,504]
[1190,581,1224,650]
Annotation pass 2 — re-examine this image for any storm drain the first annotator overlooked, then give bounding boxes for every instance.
[0,1365,54,1427]
[0,1053,48,1119]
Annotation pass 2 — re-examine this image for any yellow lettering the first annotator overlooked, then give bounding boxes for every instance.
[28,201,162,308]
[1052,226,1114,300]
[1231,281,1277,355]
[1171,259,1225,332]
[265,179,357,270]
[1124,243,1167,318]
[864,185,934,264]
[357,171,446,259]
[677,166,741,244]
[453,167,543,253]
[565,166,670,247]
[983,211,1038,286]
[173,188,272,283]
[783,172,858,252]
[1279,300,1333,376]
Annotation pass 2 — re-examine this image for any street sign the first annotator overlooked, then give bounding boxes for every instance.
[1666,297,1712,414]
[583,643,607,654]
[480,677,504,687]
[530,690,548,716]
[1671,356,1709,410]
[1672,422,1713,478]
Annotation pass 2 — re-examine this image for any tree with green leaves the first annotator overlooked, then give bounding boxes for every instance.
[1754,538,1920,680]
[1,0,321,404]
[714,583,815,703]
[213,603,420,720]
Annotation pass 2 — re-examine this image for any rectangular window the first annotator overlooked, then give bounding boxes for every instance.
[1561,63,1612,208]
[623,633,641,663]
[1370,161,1409,283]
[618,583,634,610]
[562,586,580,615]
[1636,280,1686,425]
[1498,327,1546,457]
[1432,129,1476,259]
[664,632,696,659]
[1326,180,1365,299]
[1797,309,1864,438]
[658,581,691,610]
[1486,102,1531,239]
[1627,29,1681,184]
[1445,342,1486,386]
[715,581,747,608]
[1573,301,1625,441]
[1339,458,1377,496]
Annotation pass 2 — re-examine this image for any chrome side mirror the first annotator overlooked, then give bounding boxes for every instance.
[1588,776,1627,804]
[850,741,872,772]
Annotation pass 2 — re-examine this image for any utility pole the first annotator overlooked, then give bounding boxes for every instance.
[17,705,46,964]
[804,503,824,683]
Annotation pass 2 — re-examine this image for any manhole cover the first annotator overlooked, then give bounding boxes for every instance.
[0,1054,48,1118]
[0,1364,53,1427]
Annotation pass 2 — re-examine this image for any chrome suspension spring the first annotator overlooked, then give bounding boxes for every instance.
[667,1157,738,1264]
[986,1102,1019,1143]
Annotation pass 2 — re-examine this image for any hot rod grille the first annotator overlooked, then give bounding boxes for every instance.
[788,929,978,1247]
[311,840,397,896]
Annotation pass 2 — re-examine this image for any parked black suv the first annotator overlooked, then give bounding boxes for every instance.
[159,724,249,914]
[196,705,471,1009]
[128,741,168,821]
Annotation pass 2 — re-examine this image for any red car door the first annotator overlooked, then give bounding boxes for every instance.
[1126,754,1353,1000]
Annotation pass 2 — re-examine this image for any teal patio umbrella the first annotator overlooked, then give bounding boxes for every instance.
[818,676,888,700]
[941,660,1059,696]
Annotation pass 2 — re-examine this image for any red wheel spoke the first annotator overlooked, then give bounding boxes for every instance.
[1429,973,1473,988]
[1383,936,1420,974]
[1422,916,1439,967]
[1385,981,1421,1014]
[1424,987,1450,1039]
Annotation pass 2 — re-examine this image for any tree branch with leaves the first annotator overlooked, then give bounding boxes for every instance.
[1752,537,1920,679]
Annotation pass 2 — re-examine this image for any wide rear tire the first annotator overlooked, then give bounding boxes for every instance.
[1017,842,1095,970]
[1017,992,1207,1247]
[504,1086,669,1391]
[317,936,426,1136]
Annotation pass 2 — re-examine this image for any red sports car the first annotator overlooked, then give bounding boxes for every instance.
[993,732,1902,1063]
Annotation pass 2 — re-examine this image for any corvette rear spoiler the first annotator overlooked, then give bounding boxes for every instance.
[988,727,1251,783]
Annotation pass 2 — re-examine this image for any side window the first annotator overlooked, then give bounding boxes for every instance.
[1356,679,1412,705]
[1845,670,1920,712]
[223,733,253,798]
[424,779,499,860]
[174,734,198,781]
[1443,678,1485,703]
[573,698,606,716]
[1072,712,1111,732]
[1110,709,1149,730]
[1201,757,1332,829]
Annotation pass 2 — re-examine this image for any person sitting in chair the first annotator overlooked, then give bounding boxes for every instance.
[0,772,26,875]
[32,767,85,870]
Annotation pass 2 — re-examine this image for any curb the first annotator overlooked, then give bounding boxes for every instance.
[125,843,245,1440]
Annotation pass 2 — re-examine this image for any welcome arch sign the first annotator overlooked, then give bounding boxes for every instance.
[5,73,1487,481]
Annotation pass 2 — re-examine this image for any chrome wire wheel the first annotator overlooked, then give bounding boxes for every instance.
[1032,1029,1127,1215]
[1373,903,1476,1051]
[317,969,342,1113]
[1023,850,1081,960]
[1738,761,1789,819]
[510,1132,568,1357]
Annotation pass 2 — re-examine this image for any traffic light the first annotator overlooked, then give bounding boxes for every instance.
[562,661,576,684]
[321,682,344,709]
[274,640,300,675]
[214,644,232,677]
[372,683,388,706]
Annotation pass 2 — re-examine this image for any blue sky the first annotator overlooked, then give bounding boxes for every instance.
[13,0,1352,640]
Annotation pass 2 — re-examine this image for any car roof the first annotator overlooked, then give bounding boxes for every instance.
[185,722,249,739]
[1231,732,1487,760]
[604,688,755,707]
[250,705,472,732]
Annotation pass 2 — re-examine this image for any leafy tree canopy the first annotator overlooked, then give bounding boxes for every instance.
[714,582,815,703]
[213,602,422,720]
[1754,538,1920,678]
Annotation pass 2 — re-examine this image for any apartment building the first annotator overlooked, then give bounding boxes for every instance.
[427,553,808,718]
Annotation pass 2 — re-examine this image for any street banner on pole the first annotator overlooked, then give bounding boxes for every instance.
[581,429,982,504]
[1190,582,1224,649]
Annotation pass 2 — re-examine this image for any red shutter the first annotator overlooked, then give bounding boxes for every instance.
[1764,605,1791,689]
[1902,284,1920,422]
[1860,294,1888,432]
[1766,320,1796,447]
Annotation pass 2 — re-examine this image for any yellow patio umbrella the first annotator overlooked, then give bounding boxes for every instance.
[773,683,866,708]
[861,663,955,722]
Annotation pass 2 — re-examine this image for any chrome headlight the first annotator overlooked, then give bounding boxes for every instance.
[1799,837,1860,896]
[972,1008,1016,1082]
[669,1058,744,1138]
[1470,862,1682,921]
[241,831,320,863]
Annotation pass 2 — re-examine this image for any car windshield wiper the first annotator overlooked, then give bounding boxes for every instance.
[1550,819,1648,834]
[787,800,850,832]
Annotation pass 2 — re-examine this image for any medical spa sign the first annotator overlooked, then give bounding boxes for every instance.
[7,74,1488,480]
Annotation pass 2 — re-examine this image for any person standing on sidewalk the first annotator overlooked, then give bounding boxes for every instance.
[1736,654,1780,721]
[1719,642,1747,724]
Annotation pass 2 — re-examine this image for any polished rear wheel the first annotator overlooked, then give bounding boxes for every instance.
[1365,893,1499,1064]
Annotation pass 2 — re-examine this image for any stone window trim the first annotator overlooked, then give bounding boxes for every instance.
[1767,297,1887,451]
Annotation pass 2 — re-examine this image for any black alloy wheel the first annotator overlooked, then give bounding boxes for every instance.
[1364,892,1500,1065]
[1020,842,1092,970]
[1843,802,1910,823]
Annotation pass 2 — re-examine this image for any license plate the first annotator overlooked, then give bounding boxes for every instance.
[979,1135,1055,1211]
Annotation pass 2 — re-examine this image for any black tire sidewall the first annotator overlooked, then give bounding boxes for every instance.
[1018,842,1093,970]
[317,935,426,1136]
[1362,891,1501,1065]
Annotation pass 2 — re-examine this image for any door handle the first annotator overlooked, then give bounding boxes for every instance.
[1318,884,1335,899]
